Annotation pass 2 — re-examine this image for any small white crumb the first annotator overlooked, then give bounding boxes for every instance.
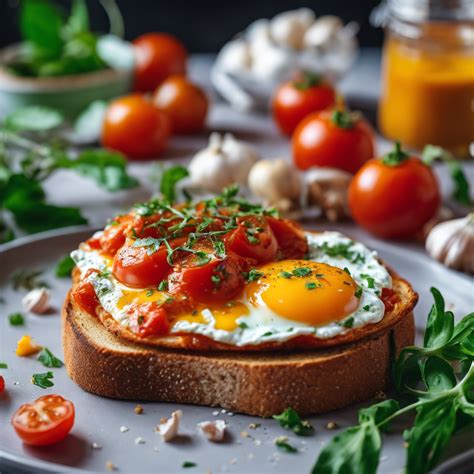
[105,461,117,471]
[253,439,262,446]
[212,410,219,416]
[221,409,227,413]
[157,409,182,442]
[198,420,226,442]
[153,446,159,452]
[119,426,129,433]
[240,431,249,438]
[135,437,146,444]
[91,442,102,449]
[274,435,288,444]
[247,453,255,460]
[13,382,20,386]
[227,412,234,416]
[248,423,260,430]
[229,458,237,465]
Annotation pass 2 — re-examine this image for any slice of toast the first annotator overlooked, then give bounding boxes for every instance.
[62,273,416,417]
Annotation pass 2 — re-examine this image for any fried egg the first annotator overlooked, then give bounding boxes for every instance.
[72,231,391,346]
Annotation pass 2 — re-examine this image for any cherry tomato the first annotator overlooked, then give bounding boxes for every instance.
[153,75,208,134]
[348,144,441,239]
[272,72,336,135]
[0,375,5,394]
[266,217,308,260]
[127,303,170,337]
[12,395,75,446]
[102,94,170,160]
[72,278,99,316]
[225,216,278,264]
[170,255,244,304]
[292,109,375,174]
[133,33,187,92]
[99,215,134,255]
[113,238,186,288]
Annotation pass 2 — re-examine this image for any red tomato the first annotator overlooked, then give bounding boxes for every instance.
[113,238,186,288]
[12,395,75,446]
[102,94,170,160]
[266,217,308,260]
[0,375,5,394]
[153,75,208,134]
[133,33,187,92]
[272,72,336,135]
[348,144,441,239]
[72,279,99,316]
[225,216,278,264]
[127,303,170,337]
[292,109,375,174]
[170,255,244,304]
[99,215,133,255]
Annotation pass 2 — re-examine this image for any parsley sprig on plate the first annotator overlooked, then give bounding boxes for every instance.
[311,287,474,474]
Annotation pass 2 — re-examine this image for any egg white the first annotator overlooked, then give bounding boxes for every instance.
[71,231,391,346]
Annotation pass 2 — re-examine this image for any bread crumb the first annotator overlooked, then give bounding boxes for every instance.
[247,453,255,460]
[135,437,146,444]
[240,431,249,438]
[374,391,387,400]
[248,423,260,430]
[326,421,339,430]
[253,439,262,446]
[227,412,234,416]
[403,441,409,448]
[198,420,226,442]
[91,442,102,449]
[105,461,117,471]
[157,409,182,442]
[229,458,237,465]
[274,436,288,444]
[119,426,129,433]
[134,404,144,415]
[212,410,219,416]
[221,409,227,413]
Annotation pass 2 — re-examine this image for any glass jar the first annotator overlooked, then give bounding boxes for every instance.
[378,0,474,157]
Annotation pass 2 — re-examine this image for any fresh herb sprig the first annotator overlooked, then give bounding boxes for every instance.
[32,371,54,389]
[311,288,474,474]
[273,407,314,436]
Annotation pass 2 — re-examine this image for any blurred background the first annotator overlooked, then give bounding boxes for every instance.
[0,0,381,51]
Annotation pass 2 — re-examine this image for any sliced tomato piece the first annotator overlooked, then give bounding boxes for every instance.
[99,215,133,255]
[381,287,400,313]
[266,216,308,260]
[0,375,5,394]
[72,279,99,316]
[12,395,75,446]
[127,302,170,337]
[225,216,277,264]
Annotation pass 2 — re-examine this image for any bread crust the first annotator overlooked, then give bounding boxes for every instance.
[62,279,416,416]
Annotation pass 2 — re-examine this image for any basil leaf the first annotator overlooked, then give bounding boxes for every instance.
[38,347,63,368]
[55,255,75,278]
[311,419,381,474]
[394,349,424,392]
[405,397,457,474]
[20,0,64,56]
[275,439,298,453]
[423,288,454,349]
[448,312,474,347]
[63,0,89,38]
[359,399,400,431]
[32,371,54,389]
[4,106,64,132]
[160,166,189,203]
[273,407,314,436]
[422,356,456,393]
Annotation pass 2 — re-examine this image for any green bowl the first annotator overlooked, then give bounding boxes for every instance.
[0,48,133,119]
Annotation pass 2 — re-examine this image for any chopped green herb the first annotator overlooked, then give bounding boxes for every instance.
[182,461,197,468]
[319,242,365,264]
[305,282,317,290]
[292,267,312,277]
[213,239,226,258]
[280,271,293,279]
[273,407,314,436]
[361,274,376,289]
[146,289,154,297]
[342,317,355,328]
[211,275,222,286]
[9,312,24,326]
[137,315,145,325]
[0,363,8,369]
[246,231,260,245]
[38,348,63,368]
[239,322,249,329]
[32,371,54,389]
[246,269,263,282]
[363,305,371,311]
[275,438,298,453]
[55,255,75,278]
[343,267,351,275]
[158,280,168,291]
[262,331,273,337]
[355,287,363,298]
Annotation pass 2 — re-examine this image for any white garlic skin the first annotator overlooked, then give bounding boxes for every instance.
[217,40,252,74]
[197,419,226,442]
[270,8,316,49]
[221,133,259,184]
[248,159,301,212]
[303,15,344,49]
[426,214,474,274]
[158,410,182,442]
[22,287,51,314]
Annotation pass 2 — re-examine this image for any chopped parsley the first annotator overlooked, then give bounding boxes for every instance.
[319,242,365,264]
[275,438,298,453]
[292,267,312,277]
[213,239,226,258]
[305,282,317,290]
[273,407,314,436]
[0,363,8,369]
[262,331,273,337]
[355,287,363,299]
[246,269,263,282]
[182,461,197,468]
[280,271,293,279]
[211,275,222,286]
[8,312,24,326]
[363,305,371,311]
[158,280,168,291]
[32,371,54,389]
[239,322,249,329]
[342,317,355,328]
[38,347,63,368]
[361,274,376,289]
[146,289,154,297]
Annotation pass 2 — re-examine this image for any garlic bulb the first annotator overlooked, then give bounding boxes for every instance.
[22,287,51,314]
[425,214,474,274]
[188,133,261,193]
[217,40,252,74]
[270,8,316,49]
[303,16,344,49]
[248,159,301,212]
[305,167,352,222]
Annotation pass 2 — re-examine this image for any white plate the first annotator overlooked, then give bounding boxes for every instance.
[0,226,473,473]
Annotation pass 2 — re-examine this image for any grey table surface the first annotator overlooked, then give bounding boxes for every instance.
[1,49,473,474]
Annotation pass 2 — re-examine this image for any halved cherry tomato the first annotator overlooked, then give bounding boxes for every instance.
[99,215,133,255]
[225,216,278,264]
[381,287,400,313]
[127,302,170,337]
[72,279,99,316]
[0,375,5,394]
[272,72,336,135]
[153,75,208,134]
[133,33,187,92]
[12,395,75,446]
[170,254,244,304]
[102,94,170,160]
[348,144,440,239]
[113,238,186,288]
[266,217,308,259]
[292,109,375,174]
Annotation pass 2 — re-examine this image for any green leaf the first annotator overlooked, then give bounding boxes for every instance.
[20,0,64,56]
[275,438,298,453]
[273,407,314,436]
[0,363,8,369]
[422,356,456,393]
[4,106,64,132]
[394,349,424,392]
[58,149,138,191]
[37,347,63,368]
[32,371,54,389]
[311,420,381,474]
[160,166,189,203]
[382,141,410,166]
[55,255,75,278]
[359,399,400,431]
[63,0,89,38]
[424,288,454,349]
[405,397,457,474]
[182,461,197,468]
[447,161,471,206]
[8,312,25,326]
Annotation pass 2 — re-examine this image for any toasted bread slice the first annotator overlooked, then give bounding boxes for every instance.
[62,272,416,417]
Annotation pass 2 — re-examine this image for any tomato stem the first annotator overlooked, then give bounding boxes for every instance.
[293,71,322,90]
[331,110,356,129]
[382,141,410,166]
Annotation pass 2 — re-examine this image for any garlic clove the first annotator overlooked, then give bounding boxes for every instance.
[197,419,226,442]
[22,287,51,314]
[217,40,252,74]
[270,8,316,50]
[222,133,260,185]
[303,15,344,50]
[157,410,182,442]
[426,214,474,274]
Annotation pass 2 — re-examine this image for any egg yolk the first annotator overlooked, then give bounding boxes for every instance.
[246,260,360,326]
[117,288,167,309]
